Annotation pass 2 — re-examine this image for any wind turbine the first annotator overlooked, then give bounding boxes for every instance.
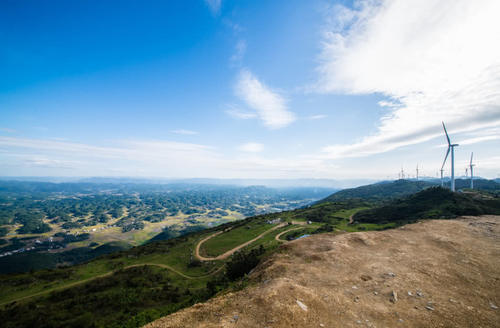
[440,162,446,187]
[469,152,475,189]
[442,122,459,191]
[416,164,419,180]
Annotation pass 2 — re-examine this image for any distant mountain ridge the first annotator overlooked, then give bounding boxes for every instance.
[0,176,375,189]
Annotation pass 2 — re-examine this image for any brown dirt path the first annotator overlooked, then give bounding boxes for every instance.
[195,223,286,261]
[146,215,500,328]
[0,262,223,307]
[274,227,304,242]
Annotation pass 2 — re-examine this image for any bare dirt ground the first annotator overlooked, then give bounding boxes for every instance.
[145,216,500,328]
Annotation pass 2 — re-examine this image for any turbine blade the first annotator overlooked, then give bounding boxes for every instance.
[442,121,451,145]
[470,152,473,165]
[441,147,450,170]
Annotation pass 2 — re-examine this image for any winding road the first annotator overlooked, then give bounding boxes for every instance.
[195,223,287,261]
[3,222,305,307]
[274,227,304,242]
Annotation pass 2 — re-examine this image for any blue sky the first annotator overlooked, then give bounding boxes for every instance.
[1,0,499,179]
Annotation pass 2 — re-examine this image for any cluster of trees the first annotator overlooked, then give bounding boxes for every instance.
[0,266,192,328]
[353,187,500,224]
[0,181,329,239]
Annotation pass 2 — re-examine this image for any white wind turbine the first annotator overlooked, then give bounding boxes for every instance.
[469,152,475,189]
[442,122,459,192]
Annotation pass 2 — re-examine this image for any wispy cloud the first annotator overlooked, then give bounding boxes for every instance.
[235,69,296,129]
[0,128,16,133]
[307,114,327,120]
[225,105,257,120]
[238,142,264,153]
[0,136,335,178]
[317,0,500,158]
[230,40,247,65]
[204,0,221,14]
[24,157,82,169]
[171,129,198,135]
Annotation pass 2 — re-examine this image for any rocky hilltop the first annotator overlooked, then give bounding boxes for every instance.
[145,216,500,328]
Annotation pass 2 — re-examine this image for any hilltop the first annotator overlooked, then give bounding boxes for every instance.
[146,215,500,328]
[320,178,500,203]
[353,187,500,225]
[320,180,436,202]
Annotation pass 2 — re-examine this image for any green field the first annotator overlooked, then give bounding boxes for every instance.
[200,222,275,257]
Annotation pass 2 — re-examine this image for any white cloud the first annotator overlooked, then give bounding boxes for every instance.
[171,129,198,135]
[225,105,257,120]
[235,69,296,129]
[458,135,500,146]
[318,0,500,158]
[204,0,221,14]
[230,40,247,65]
[24,157,82,169]
[307,114,327,120]
[238,142,264,153]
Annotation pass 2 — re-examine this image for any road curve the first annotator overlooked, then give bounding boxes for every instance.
[195,223,286,261]
[274,227,304,242]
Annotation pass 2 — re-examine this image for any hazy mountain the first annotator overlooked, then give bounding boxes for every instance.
[0,176,376,189]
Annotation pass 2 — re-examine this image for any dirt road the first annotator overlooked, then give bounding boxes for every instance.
[274,227,304,242]
[1,262,222,307]
[146,215,500,328]
[195,223,286,261]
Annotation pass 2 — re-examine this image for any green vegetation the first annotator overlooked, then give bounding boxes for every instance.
[200,223,271,257]
[322,178,500,203]
[321,179,436,202]
[353,187,500,225]
[0,181,333,274]
[1,179,498,327]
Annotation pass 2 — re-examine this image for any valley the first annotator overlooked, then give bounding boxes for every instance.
[0,179,499,327]
[0,181,334,273]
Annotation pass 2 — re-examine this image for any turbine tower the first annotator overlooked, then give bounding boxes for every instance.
[442,122,459,191]
[416,164,419,180]
[440,159,446,187]
[469,152,475,189]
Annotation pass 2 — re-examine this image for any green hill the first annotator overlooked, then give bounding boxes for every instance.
[353,187,500,225]
[320,179,436,202]
[320,179,500,203]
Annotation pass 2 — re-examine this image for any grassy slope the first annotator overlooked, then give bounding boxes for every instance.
[321,179,436,202]
[200,223,272,257]
[353,187,500,224]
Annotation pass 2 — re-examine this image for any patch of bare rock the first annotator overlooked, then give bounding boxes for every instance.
[144,216,500,328]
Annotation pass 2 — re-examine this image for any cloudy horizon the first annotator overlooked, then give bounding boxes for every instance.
[1,0,499,180]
